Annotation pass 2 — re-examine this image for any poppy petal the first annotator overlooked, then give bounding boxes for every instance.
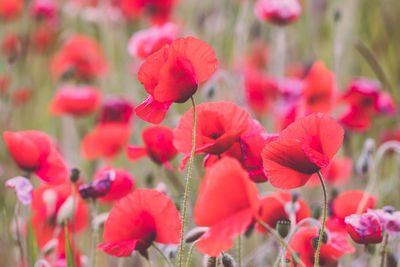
[97,239,139,257]
[135,95,172,124]
[126,145,148,162]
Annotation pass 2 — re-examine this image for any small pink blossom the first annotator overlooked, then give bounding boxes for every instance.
[369,208,400,235]
[5,176,33,205]
[345,212,383,244]
[255,0,302,26]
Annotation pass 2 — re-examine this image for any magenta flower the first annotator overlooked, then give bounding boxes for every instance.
[5,176,33,205]
[345,212,383,244]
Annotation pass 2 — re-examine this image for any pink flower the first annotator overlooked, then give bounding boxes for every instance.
[5,176,33,205]
[255,0,302,26]
[345,213,383,244]
[369,208,400,235]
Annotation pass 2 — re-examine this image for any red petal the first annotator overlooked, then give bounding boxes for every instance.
[196,208,253,256]
[142,125,177,164]
[126,145,148,162]
[97,239,139,257]
[35,148,69,184]
[332,190,376,219]
[135,95,172,124]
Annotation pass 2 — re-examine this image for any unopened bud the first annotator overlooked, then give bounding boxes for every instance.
[222,253,236,267]
[79,169,115,199]
[356,138,375,175]
[276,219,291,238]
[56,196,75,225]
[185,227,208,243]
[70,168,80,183]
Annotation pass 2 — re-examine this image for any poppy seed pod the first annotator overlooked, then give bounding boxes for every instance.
[276,219,291,238]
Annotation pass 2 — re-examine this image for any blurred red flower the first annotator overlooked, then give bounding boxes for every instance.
[262,113,344,189]
[119,0,179,24]
[2,32,20,58]
[50,35,108,81]
[98,97,134,124]
[255,0,301,25]
[0,0,23,20]
[135,36,217,124]
[126,125,177,170]
[3,130,69,184]
[256,191,311,233]
[332,190,376,220]
[307,156,352,187]
[97,188,181,257]
[174,101,249,170]
[12,88,32,105]
[49,86,102,116]
[194,157,260,256]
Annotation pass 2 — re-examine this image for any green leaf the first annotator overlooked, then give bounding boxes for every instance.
[26,220,38,267]
[65,224,75,267]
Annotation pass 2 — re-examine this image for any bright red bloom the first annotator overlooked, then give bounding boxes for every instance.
[302,61,336,114]
[2,32,20,58]
[204,118,276,183]
[126,125,177,170]
[98,97,134,124]
[119,0,178,24]
[262,113,344,189]
[332,190,376,220]
[255,0,301,26]
[97,188,181,257]
[29,0,58,25]
[31,183,89,248]
[307,156,352,186]
[345,212,383,244]
[244,67,278,116]
[50,35,108,81]
[0,0,23,20]
[32,25,54,52]
[12,87,32,105]
[135,36,218,124]
[256,191,311,233]
[93,167,135,203]
[81,123,131,160]
[194,157,260,256]
[174,101,250,170]
[49,86,102,116]
[3,130,68,184]
[128,22,178,59]
[288,225,355,267]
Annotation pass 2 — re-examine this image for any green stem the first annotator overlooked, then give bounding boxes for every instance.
[238,234,242,267]
[178,96,197,267]
[379,233,389,267]
[152,244,172,267]
[256,219,305,267]
[314,171,328,267]
[185,241,198,267]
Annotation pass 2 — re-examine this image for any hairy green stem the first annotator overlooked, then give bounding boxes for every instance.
[314,171,328,267]
[152,244,172,267]
[185,241,198,267]
[178,96,197,267]
[238,234,242,267]
[379,233,389,267]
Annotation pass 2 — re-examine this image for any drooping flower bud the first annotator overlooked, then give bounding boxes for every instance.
[356,138,375,175]
[204,256,218,267]
[79,169,115,199]
[222,253,236,267]
[70,168,80,183]
[277,219,291,238]
[185,227,208,243]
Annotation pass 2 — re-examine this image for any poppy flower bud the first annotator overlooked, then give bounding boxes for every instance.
[56,196,75,225]
[222,253,236,267]
[204,256,217,267]
[311,231,328,249]
[356,138,375,175]
[70,168,80,183]
[185,227,208,243]
[277,219,291,238]
[79,170,115,199]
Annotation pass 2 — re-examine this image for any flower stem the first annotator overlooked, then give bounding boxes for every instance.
[90,200,98,267]
[314,171,328,267]
[178,96,197,267]
[379,233,389,267]
[185,241,198,267]
[152,244,173,267]
[256,218,305,267]
[14,202,27,267]
[238,234,242,267]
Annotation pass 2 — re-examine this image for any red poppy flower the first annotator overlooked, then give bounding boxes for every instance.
[93,167,135,203]
[255,0,302,25]
[256,191,311,233]
[288,225,355,267]
[194,157,260,256]
[97,188,181,257]
[29,0,58,23]
[244,40,269,70]
[98,97,134,124]
[135,36,218,124]
[126,125,177,170]
[128,22,178,60]
[3,130,68,184]
[307,156,352,186]
[49,86,102,116]
[119,0,178,24]
[81,123,131,160]
[262,113,344,189]
[174,101,250,171]
[302,61,336,114]
[31,183,89,248]
[50,35,108,81]
[0,0,23,20]
[204,118,275,183]
[12,88,32,105]
[244,67,278,116]
[332,190,376,220]
[345,212,383,244]
[32,25,54,52]
[2,32,20,58]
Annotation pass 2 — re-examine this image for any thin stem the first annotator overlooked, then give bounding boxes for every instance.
[152,244,172,267]
[71,184,77,262]
[178,96,197,267]
[14,202,27,267]
[314,171,328,267]
[256,219,305,267]
[238,234,242,267]
[379,233,389,267]
[90,200,98,267]
[185,241,198,267]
